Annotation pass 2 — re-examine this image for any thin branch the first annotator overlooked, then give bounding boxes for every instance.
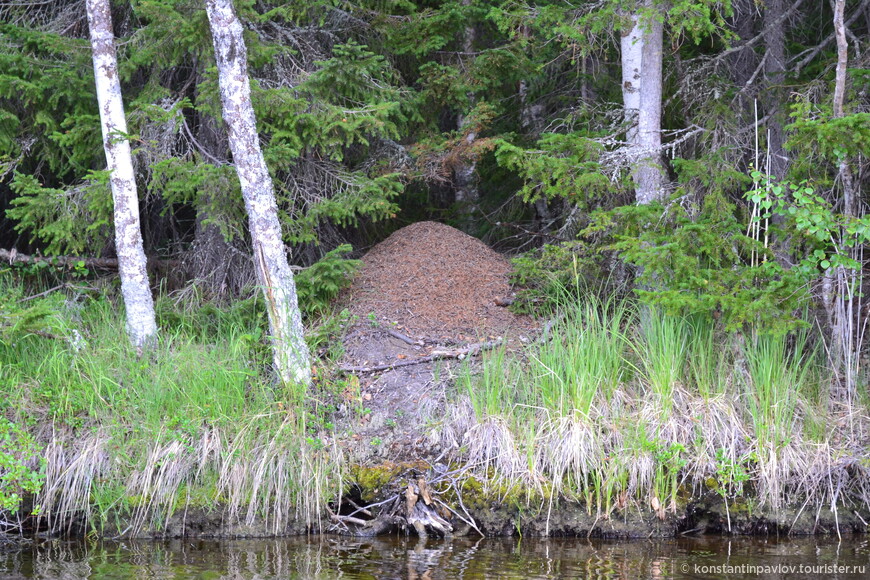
[793,0,869,73]
[339,340,502,374]
[0,248,182,270]
[706,0,808,64]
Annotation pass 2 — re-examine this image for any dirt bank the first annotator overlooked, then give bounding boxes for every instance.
[332,221,536,465]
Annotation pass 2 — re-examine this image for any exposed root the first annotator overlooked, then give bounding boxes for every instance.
[329,468,476,538]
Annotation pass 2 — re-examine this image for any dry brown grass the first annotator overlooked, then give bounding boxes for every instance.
[446,382,870,527]
[33,418,344,537]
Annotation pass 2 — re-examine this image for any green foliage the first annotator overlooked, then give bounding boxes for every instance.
[609,191,811,332]
[251,39,409,245]
[0,24,98,177]
[6,172,114,255]
[0,418,45,514]
[509,242,613,315]
[384,1,470,57]
[280,41,408,159]
[0,277,61,345]
[788,107,870,163]
[295,245,362,315]
[494,133,614,205]
[744,172,870,272]
[714,447,750,499]
[150,158,248,243]
[665,0,735,45]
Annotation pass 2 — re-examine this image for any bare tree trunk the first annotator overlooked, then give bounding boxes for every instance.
[205,0,311,387]
[763,0,789,180]
[635,8,664,204]
[832,0,857,217]
[621,3,665,204]
[828,0,861,400]
[453,0,478,206]
[86,0,157,351]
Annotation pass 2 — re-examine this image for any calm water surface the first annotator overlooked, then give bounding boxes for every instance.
[2,534,869,579]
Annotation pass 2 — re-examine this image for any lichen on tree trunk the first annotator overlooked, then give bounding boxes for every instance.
[85,0,157,350]
[621,2,665,205]
[205,0,311,387]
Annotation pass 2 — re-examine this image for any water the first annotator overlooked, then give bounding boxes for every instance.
[1,535,869,579]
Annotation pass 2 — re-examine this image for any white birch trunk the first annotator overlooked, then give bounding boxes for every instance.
[621,3,665,204]
[828,0,859,399]
[635,8,664,204]
[86,0,157,350]
[205,0,311,386]
[620,13,643,145]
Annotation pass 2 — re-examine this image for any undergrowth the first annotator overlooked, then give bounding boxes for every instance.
[452,295,869,529]
[0,271,343,536]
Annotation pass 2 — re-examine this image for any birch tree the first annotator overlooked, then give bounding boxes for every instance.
[204,0,311,387]
[86,0,157,350]
[621,1,665,204]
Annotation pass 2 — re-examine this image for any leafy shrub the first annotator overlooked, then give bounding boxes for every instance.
[0,418,45,514]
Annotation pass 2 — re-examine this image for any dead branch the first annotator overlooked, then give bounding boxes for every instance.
[704,0,808,65]
[339,339,503,374]
[793,0,869,73]
[385,328,424,346]
[0,248,182,271]
[434,495,483,538]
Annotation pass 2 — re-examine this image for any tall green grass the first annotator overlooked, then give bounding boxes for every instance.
[0,275,342,535]
[535,297,631,415]
[1,296,275,427]
[743,330,816,446]
[685,314,729,398]
[462,294,630,421]
[634,307,689,413]
[455,293,866,521]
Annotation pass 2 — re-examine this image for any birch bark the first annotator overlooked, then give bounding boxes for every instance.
[620,12,643,146]
[205,0,311,386]
[635,8,664,204]
[621,2,665,204]
[85,0,157,350]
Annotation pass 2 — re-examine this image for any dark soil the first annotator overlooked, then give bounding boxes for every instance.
[334,222,536,464]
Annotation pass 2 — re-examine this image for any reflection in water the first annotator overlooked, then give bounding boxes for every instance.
[0,534,868,579]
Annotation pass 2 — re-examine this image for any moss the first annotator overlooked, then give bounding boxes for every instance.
[450,472,547,512]
[350,462,417,502]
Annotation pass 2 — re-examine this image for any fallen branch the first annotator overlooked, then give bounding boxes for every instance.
[385,328,424,346]
[0,248,182,271]
[339,339,502,374]
[18,283,99,302]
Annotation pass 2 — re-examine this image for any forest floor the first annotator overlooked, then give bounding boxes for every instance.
[332,221,537,464]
